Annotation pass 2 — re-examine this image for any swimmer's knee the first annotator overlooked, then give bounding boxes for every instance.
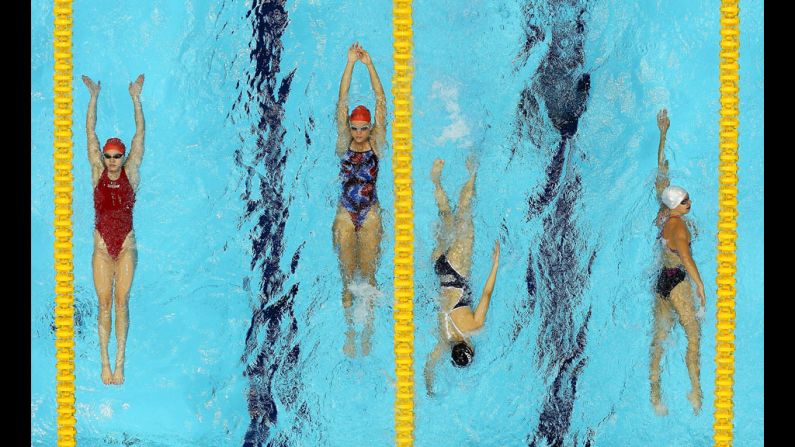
[650,335,667,351]
[682,321,701,342]
[98,301,112,315]
[341,289,353,308]
[114,294,130,308]
[686,326,700,342]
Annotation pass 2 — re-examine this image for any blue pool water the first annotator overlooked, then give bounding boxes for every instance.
[31,0,763,445]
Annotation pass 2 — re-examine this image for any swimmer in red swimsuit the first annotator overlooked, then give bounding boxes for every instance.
[82,73,146,385]
[649,109,706,415]
[332,43,387,358]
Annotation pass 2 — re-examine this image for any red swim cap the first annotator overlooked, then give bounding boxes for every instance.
[103,137,126,154]
[350,105,371,122]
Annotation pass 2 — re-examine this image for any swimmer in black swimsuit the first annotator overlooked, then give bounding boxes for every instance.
[423,157,500,396]
[434,253,473,308]
[649,109,707,416]
[655,265,687,299]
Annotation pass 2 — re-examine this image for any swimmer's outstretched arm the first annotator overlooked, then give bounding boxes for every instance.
[473,241,500,327]
[358,47,386,154]
[456,241,500,333]
[82,75,103,184]
[655,109,670,196]
[669,221,706,309]
[423,339,446,396]
[125,74,145,189]
[335,43,360,155]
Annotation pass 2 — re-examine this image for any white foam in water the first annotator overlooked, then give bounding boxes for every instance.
[431,80,472,148]
[100,402,114,418]
[348,280,382,325]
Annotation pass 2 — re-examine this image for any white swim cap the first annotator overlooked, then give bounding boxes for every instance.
[661,185,688,209]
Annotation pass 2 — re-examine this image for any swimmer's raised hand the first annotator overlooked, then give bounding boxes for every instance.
[358,48,372,66]
[82,75,101,96]
[465,154,478,176]
[348,42,361,63]
[128,74,145,98]
[431,158,444,183]
[657,109,669,133]
[696,283,705,308]
[423,361,436,397]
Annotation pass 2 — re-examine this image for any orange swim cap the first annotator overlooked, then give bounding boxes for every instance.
[350,105,371,122]
[103,137,126,154]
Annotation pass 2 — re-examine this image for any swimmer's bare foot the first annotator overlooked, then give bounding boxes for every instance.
[431,159,444,183]
[361,324,374,356]
[465,154,478,176]
[101,364,113,385]
[343,330,356,358]
[111,364,125,385]
[651,381,667,416]
[687,388,702,415]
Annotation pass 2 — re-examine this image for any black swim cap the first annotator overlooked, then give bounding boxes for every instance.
[451,342,474,368]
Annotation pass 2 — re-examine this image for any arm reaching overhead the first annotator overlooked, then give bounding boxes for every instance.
[473,241,499,327]
[336,43,360,156]
[82,75,103,185]
[125,74,145,189]
[655,109,670,196]
[454,241,500,333]
[359,47,387,155]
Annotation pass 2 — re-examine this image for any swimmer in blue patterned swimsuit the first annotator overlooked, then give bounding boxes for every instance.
[649,109,707,416]
[333,42,387,358]
[423,157,500,396]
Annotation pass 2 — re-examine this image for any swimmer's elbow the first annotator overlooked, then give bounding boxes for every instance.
[471,318,485,331]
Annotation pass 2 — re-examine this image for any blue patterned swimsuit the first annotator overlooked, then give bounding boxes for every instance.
[340,148,378,230]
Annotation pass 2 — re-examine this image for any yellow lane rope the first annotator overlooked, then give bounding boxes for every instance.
[713,1,739,446]
[53,1,77,445]
[392,1,415,445]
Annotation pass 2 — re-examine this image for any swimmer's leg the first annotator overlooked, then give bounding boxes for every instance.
[650,294,675,415]
[670,282,702,414]
[447,158,476,277]
[92,238,115,385]
[431,159,454,260]
[333,206,358,358]
[111,236,137,385]
[357,206,383,356]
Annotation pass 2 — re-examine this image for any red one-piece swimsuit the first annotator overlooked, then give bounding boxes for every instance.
[94,168,135,259]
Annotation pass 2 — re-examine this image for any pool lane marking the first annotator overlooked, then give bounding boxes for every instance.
[714,1,740,446]
[392,2,415,446]
[53,1,77,445]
